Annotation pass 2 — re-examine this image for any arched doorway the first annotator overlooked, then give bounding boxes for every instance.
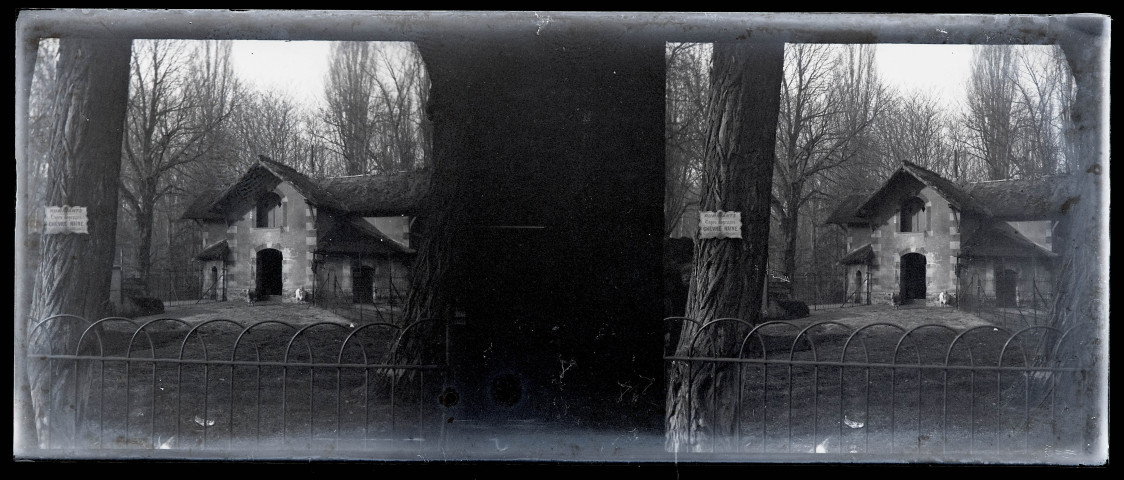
[996,268,1019,307]
[900,253,926,302]
[256,249,283,297]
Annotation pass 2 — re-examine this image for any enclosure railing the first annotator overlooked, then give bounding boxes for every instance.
[957,275,1055,330]
[25,314,451,455]
[664,317,1093,459]
[143,269,213,307]
[788,274,854,311]
[314,271,400,325]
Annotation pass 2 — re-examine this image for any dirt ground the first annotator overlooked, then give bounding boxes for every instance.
[144,299,992,330]
[72,299,1062,460]
[134,298,358,327]
[799,303,995,331]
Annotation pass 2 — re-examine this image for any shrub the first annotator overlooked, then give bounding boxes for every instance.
[777,300,809,319]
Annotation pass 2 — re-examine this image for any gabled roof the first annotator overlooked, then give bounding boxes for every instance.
[825,161,1074,225]
[183,157,321,220]
[182,156,427,220]
[256,157,341,209]
[825,161,1068,261]
[852,161,988,220]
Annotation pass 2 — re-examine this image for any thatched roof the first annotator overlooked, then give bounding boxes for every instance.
[825,194,872,225]
[961,221,1057,258]
[319,170,428,217]
[195,239,229,261]
[181,156,428,220]
[839,243,874,265]
[181,188,225,221]
[315,218,415,256]
[963,175,1076,220]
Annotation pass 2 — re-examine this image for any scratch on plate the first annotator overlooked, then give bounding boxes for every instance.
[534,13,552,36]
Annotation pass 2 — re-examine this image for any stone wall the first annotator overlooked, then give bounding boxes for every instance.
[199,181,315,300]
[865,186,960,304]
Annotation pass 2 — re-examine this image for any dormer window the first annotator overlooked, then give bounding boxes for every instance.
[900,197,926,233]
[255,192,283,228]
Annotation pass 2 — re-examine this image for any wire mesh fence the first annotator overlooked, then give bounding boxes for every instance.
[312,269,407,325]
[956,276,1056,331]
[788,274,853,311]
[127,268,222,307]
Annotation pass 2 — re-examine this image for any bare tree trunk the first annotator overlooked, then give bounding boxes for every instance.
[24,37,131,449]
[665,40,784,453]
[780,189,801,279]
[135,195,155,295]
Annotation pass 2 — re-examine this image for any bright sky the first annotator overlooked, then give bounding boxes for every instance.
[230,40,332,108]
[229,40,981,113]
[874,44,976,108]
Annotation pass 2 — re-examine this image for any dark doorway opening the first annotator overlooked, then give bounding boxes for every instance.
[256,249,283,297]
[854,270,863,303]
[210,266,219,300]
[353,265,375,304]
[900,253,926,302]
[996,268,1018,307]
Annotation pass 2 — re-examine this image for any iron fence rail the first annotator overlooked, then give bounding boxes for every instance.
[665,317,1093,457]
[24,312,1094,460]
[26,315,450,453]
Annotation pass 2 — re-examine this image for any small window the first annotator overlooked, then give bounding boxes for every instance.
[255,192,282,228]
[900,197,925,233]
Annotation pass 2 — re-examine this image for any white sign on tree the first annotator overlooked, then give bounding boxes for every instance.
[44,206,88,234]
[698,210,742,239]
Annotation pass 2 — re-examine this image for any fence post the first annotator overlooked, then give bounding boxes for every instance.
[865,270,871,305]
[975,277,981,318]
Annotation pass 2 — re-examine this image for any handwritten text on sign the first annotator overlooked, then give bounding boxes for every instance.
[699,210,742,239]
[44,206,88,234]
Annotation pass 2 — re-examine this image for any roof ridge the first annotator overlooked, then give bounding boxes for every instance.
[253,155,348,210]
[324,169,425,180]
[967,174,1070,185]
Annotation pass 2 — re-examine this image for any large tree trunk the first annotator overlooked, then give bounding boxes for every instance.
[1047,23,1108,457]
[398,42,470,329]
[665,40,784,453]
[24,37,131,449]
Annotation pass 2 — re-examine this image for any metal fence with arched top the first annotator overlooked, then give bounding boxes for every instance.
[664,317,1095,458]
[25,314,451,453]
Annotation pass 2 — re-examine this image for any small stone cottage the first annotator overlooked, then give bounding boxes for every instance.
[182,156,426,304]
[826,161,1074,307]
